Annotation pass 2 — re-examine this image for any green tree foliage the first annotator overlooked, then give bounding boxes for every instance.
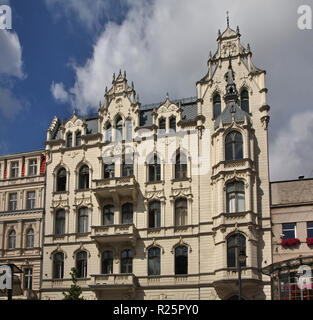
[63,267,84,300]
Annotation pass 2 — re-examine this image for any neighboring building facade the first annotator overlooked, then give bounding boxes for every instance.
[40,24,272,300]
[263,179,313,300]
[0,150,46,299]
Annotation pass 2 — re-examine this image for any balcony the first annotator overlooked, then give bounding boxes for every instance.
[212,268,263,299]
[92,176,139,203]
[90,224,138,246]
[89,274,137,296]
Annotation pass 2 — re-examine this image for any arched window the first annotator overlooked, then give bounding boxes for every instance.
[103,205,114,225]
[8,230,16,249]
[175,198,187,226]
[125,119,133,141]
[122,203,133,224]
[105,123,112,142]
[225,131,243,161]
[103,163,115,179]
[175,246,188,275]
[148,247,160,276]
[56,167,67,192]
[148,201,161,228]
[26,228,34,248]
[159,118,166,133]
[175,151,187,179]
[227,234,246,268]
[148,155,161,182]
[121,249,133,274]
[213,94,221,119]
[116,116,123,142]
[55,209,65,235]
[241,89,249,113]
[169,116,176,132]
[76,251,87,278]
[226,181,245,213]
[66,132,72,148]
[79,165,89,189]
[102,251,113,274]
[53,252,64,279]
[78,207,88,233]
[75,131,82,147]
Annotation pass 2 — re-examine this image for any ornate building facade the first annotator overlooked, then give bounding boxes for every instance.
[38,24,272,300]
[0,150,46,299]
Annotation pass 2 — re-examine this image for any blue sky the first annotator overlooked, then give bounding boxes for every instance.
[0,0,129,155]
[1,0,313,181]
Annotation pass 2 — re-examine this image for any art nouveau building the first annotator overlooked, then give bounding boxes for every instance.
[0,150,46,299]
[40,25,272,300]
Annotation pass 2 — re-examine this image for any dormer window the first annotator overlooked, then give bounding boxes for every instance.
[28,159,37,176]
[159,118,166,133]
[10,161,19,178]
[75,131,82,147]
[169,116,176,132]
[66,132,72,148]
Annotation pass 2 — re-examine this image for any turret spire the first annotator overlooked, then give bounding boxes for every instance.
[226,11,229,28]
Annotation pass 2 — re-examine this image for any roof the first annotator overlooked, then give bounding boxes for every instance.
[53,97,199,134]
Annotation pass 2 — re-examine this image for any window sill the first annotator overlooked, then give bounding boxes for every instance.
[145,180,164,186]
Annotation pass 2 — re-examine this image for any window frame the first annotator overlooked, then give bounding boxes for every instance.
[101,250,114,274]
[26,228,34,248]
[282,223,296,239]
[121,249,133,274]
[26,191,36,210]
[28,159,37,176]
[225,131,243,161]
[226,181,245,213]
[175,198,188,226]
[78,165,89,190]
[148,201,161,228]
[148,247,161,276]
[10,161,19,178]
[76,251,88,278]
[175,245,188,275]
[8,229,16,249]
[8,192,18,211]
[78,207,89,233]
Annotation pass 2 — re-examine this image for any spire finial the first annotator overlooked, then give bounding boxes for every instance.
[226,11,229,28]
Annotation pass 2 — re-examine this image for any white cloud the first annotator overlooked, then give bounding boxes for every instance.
[0,30,24,79]
[0,86,22,118]
[48,0,313,181]
[45,0,129,32]
[51,81,69,104]
[270,111,313,181]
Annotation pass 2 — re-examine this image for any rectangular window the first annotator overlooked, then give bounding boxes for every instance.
[28,159,37,176]
[9,193,17,211]
[307,222,313,238]
[282,223,296,239]
[10,161,19,178]
[27,191,36,209]
[23,268,32,290]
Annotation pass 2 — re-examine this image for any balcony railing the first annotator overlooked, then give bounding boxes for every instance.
[92,176,139,203]
[90,224,138,246]
[89,274,137,290]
